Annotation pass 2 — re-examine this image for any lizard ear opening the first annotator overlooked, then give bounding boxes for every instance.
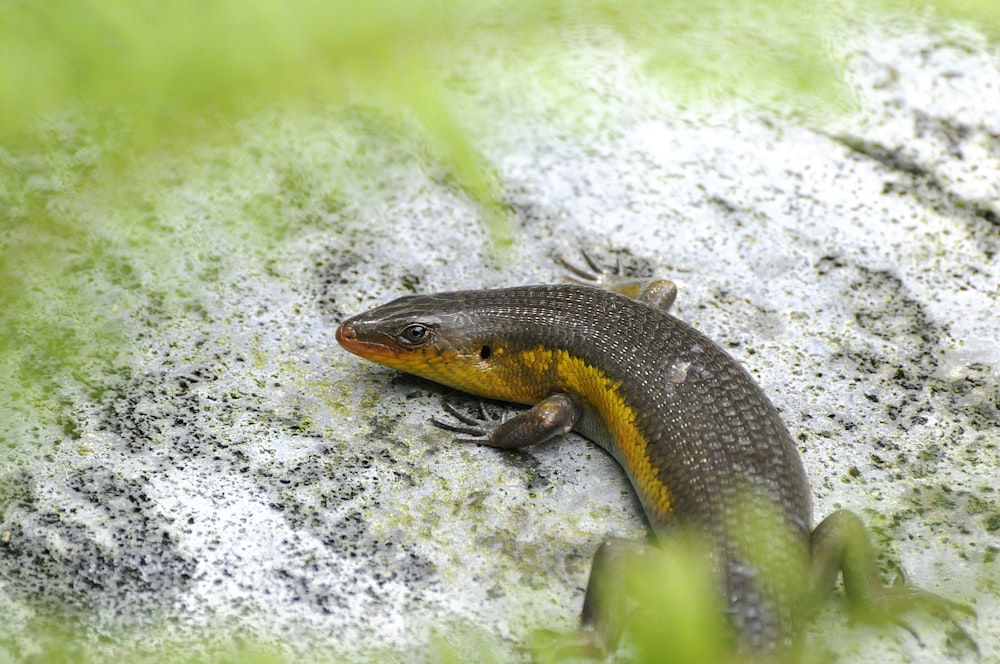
[479,345,492,360]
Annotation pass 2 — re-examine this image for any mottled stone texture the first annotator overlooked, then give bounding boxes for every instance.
[1,18,997,664]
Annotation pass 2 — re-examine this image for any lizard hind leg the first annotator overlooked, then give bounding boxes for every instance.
[555,251,678,312]
[529,534,732,662]
[809,509,977,652]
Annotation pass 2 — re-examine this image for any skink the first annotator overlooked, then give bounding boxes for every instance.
[336,275,971,654]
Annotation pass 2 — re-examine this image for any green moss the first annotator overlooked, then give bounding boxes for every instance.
[984,512,1000,534]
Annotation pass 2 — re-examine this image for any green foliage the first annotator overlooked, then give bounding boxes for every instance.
[0,0,832,139]
[0,612,328,664]
[623,536,733,663]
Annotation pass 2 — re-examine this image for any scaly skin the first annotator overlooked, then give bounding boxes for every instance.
[336,283,973,654]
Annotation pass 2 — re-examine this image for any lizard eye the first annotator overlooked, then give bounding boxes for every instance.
[398,323,430,346]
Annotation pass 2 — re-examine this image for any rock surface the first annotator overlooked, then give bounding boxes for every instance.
[1,15,997,664]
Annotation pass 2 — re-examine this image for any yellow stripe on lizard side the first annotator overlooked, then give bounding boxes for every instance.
[370,339,674,521]
[398,342,674,522]
[547,347,673,524]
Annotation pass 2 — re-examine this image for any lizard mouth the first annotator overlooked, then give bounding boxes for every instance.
[335,322,398,360]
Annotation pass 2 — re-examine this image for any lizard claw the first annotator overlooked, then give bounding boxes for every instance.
[554,249,622,286]
[851,579,978,654]
[554,250,677,312]
[430,400,504,444]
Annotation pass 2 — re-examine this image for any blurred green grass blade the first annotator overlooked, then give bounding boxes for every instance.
[3,0,997,140]
[624,535,731,663]
[374,68,515,258]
